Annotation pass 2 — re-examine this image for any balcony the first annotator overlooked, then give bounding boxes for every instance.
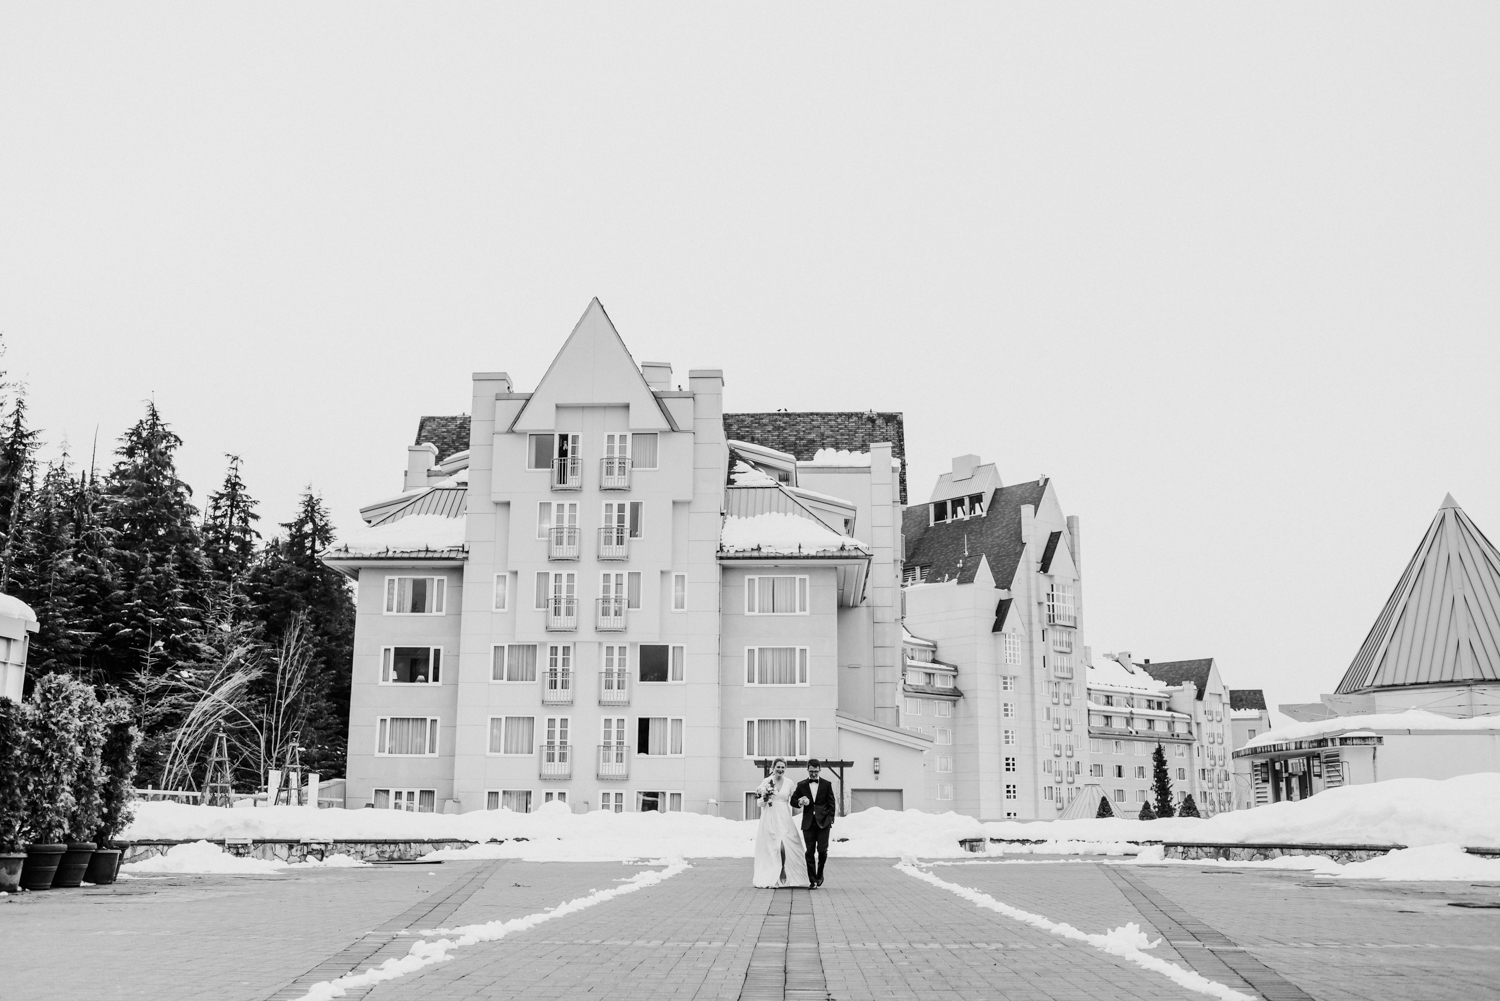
[551,457,582,491]
[597,742,630,780]
[545,598,578,632]
[599,456,631,491]
[541,668,573,705]
[598,526,629,561]
[539,742,571,780]
[548,526,580,561]
[598,669,629,706]
[596,596,627,632]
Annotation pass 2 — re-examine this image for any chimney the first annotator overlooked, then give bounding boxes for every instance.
[1066,515,1081,574]
[1020,504,1035,544]
[951,454,980,481]
[641,361,673,391]
[405,443,438,491]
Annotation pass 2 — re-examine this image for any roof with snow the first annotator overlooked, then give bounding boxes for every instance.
[323,514,467,561]
[1230,689,1267,711]
[1335,495,1500,695]
[1139,659,1215,700]
[1242,709,1500,752]
[901,479,1049,588]
[719,511,868,558]
[722,412,907,502]
[1087,657,1171,694]
[414,415,471,463]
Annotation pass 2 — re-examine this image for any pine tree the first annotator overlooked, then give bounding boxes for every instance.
[1137,798,1157,821]
[1151,743,1176,818]
[202,454,260,595]
[1095,795,1115,819]
[0,392,41,591]
[7,459,101,677]
[1178,794,1201,818]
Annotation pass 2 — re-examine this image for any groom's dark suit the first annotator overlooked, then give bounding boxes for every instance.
[792,776,836,885]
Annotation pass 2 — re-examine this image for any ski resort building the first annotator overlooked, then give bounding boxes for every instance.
[1083,654,1195,818]
[322,300,928,815]
[1229,689,1271,809]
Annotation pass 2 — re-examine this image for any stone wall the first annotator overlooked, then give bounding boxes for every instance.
[120,839,480,864]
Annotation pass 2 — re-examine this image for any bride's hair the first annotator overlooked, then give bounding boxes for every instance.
[771,757,788,770]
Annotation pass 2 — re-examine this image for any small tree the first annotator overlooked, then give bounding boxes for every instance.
[65,682,107,843]
[0,698,27,851]
[95,699,141,844]
[1178,793,1201,818]
[21,674,84,844]
[1151,743,1175,818]
[1095,795,1115,819]
[1137,798,1157,821]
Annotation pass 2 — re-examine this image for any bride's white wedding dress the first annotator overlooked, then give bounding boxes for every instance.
[752,777,810,888]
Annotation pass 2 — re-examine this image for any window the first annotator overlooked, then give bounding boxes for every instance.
[376,717,439,756]
[488,716,535,756]
[602,716,627,747]
[1044,786,1054,801]
[1089,739,1103,753]
[1001,675,1015,691]
[937,783,954,801]
[902,564,927,585]
[628,501,644,538]
[543,790,567,806]
[1004,784,1017,799]
[672,573,687,611]
[1090,763,1104,777]
[1112,788,1126,802]
[1003,634,1021,666]
[640,644,685,683]
[1003,729,1015,745]
[936,674,954,689]
[905,699,923,716]
[382,647,441,684]
[1002,702,1015,719]
[602,645,629,693]
[1046,582,1076,626]
[936,755,952,773]
[745,718,808,758]
[1052,629,1074,654]
[491,644,538,682]
[1113,765,1124,778]
[492,573,509,612]
[637,791,684,813]
[935,727,952,745]
[935,702,952,718]
[630,433,659,469]
[528,434,554,470]
[746,647,808,685]
[536,571,577,610]
[1134,765,1147,779]
[745,576,809,615]
[930,493,986,524]
[637,717,684,756]
[372,789,435,812]
[486,790,532,813]
[1136,743,1148,756]
[1176,767,1186,780]
[538,501,579,540]
[544,645,572,696]
[384,576,445,615]
[544,715,569,750]
[600,791,625,813]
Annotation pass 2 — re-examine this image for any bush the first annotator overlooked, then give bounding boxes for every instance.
[66,682,107,843]
[20,675,84,844]
[0,698,26,852]
[1137,799,1157,821]
[95,699,141,844]
[1178,794,1201,818]
[1095,795,1114,819]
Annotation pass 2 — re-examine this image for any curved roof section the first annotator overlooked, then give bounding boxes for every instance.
[1335,495,1500,694]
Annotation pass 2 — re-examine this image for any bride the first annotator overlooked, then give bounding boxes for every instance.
[752,757,810,888]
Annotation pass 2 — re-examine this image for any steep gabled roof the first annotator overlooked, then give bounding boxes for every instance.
[1336,495,1500,694]
[415,415,471,462]
[901,480,1048,587]
[722,411,907,502]
[1229,689,1267,711]
[1140,659,1215,700]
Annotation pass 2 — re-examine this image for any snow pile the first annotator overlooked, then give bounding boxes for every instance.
[720,512,867,556]
[805,449,871,466]
[1087,657,1172,694]
[1245,710,1500,749]
[293,853,370,868]
[124,841,286,875]
[332,515,466,556]
[1332,843,1500,881]
[729,461,778,487]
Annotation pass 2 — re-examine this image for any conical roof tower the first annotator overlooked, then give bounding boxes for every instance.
[1335,495,1500,694]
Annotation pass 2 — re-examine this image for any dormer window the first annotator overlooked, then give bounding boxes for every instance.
[930,493,986,525]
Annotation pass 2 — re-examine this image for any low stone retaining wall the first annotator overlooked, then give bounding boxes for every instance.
[1162,842,1399,864]
[959,837,1161,853]
[120,838,480,865]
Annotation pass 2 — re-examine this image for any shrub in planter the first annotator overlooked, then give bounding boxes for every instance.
[19,674,84,890]
[54,680,108,887]
[1177,794,1201,818]
[87,700,140,885]
[0,697,27,892]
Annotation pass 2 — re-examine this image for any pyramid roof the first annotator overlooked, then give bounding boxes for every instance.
[1335,496,1500,693]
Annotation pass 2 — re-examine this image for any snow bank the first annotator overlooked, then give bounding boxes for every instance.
[332,515,466,556]
[124,841,286,875]
[805,449,872,466]
[1245,709,1500,748]
[1331,844,1500,881]
[720,512,867,556]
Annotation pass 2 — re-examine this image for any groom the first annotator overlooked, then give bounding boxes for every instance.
[793,759,836,888]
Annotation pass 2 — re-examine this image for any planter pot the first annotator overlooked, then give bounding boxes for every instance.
[0,852,24,893]
[20,844,66,891]
[84,848,122,885]
[52,842,97,888]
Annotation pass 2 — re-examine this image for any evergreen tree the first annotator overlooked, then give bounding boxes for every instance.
[1151,743,1176,818]
[1137,798,1157,821]
[1095,795,1115,819]
[0,392,41,591]
[1178,793,1201,818]
[202,454,261,595]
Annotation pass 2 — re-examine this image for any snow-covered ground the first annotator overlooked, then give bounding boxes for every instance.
[124,840,371,875]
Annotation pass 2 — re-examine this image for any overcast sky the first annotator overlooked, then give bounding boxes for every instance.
[2,5,1496,723]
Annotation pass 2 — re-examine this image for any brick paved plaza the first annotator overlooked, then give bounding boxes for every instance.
[5,856,1499,1001]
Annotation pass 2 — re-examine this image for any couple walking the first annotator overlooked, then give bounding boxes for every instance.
[752,757,836,888]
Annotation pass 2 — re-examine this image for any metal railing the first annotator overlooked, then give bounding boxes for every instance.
[598,669,629,706]
[548,526,580,561]
[539,742,571,779]
[546,597,578,632]
[597,742,630,780]
[598,526,629,561]
[596,596,627,632]
[541,668,573,705]
[599,456,631,491]
[551,456,582,491]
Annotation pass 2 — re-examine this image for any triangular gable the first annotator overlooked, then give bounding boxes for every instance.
[1336,496,1500,693]
[512,299,672,431]
[1045,532,1078,581]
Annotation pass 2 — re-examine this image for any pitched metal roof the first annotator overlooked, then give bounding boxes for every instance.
[373,487,467,525]
[415,416,471,462]
[1229,689,1267,711]
[1140,659,1215,700]
[1335,495,1500,694]
[901,480,1048,588]
[722,411,907,502]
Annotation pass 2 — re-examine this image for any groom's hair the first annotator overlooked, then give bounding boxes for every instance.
[807,758,821,769]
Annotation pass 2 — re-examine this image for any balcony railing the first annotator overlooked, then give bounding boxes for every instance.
[539,742,571,780]
[551,457,582,491]
[541,668,573,705]
[599,456,631,491]
[596,596,627,632]
[548,526,580,561]
[598,526,629,561]
[597,742,630,780]
[546,597,578,632]
[598,669,629,706]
